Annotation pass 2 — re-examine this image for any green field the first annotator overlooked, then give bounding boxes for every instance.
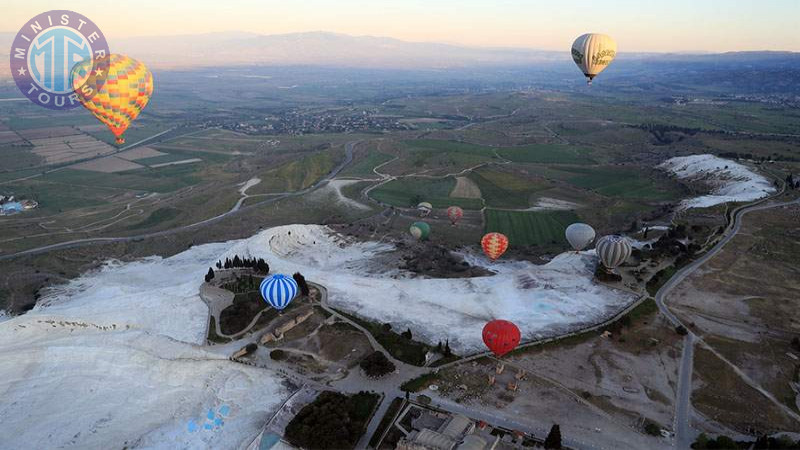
[341,151,394,177]
[402,139,496,169]
[40,165,201,193]
[497,144,596,165]
[369,177,483,209]
[485,209,580,247]
[560,166,681,201]
[469,168,550,208]
[252,149,342,194]
[135,152,200,166]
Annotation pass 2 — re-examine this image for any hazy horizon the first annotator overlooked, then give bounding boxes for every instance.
[4,0,799,53]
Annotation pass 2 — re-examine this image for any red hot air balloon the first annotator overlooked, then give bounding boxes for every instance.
[447,206,464,225]
[482,320,521,357]
[481,232,509,261]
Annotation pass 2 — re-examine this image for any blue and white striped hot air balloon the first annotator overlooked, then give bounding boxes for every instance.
[259,274,298,311]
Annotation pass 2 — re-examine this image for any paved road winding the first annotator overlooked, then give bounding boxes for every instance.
[655,184,800,448]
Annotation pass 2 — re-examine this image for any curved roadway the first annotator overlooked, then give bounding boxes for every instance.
[656,187,800,448]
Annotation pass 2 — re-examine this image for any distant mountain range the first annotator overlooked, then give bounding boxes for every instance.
[1,30,798,75]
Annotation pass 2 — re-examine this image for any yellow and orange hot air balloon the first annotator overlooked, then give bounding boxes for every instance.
[71,54,153,145]
[481,232,509,262]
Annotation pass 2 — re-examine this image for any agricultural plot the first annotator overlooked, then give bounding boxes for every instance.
[496,144,596,165]
[0,146,43,171]
[560,166,683,201]
[71,157,145,173]
[450,176,481,198]
[30,134,116,165]
[369,176,483,209]
[469,168,551,208]
[39,164,201,194]
[0,131,23,145]
[485,209,579,247]
[116,147,166,161]
[400,139,497,173]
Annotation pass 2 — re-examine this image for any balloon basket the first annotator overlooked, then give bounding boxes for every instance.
[115,137,125,145]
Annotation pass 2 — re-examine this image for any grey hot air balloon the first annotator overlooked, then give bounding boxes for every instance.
[596,235,632,269]
[565,223,596,252]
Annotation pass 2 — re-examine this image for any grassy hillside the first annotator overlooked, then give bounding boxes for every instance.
[253,149,342,193]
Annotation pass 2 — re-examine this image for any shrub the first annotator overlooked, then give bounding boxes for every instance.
[360,351,396,378]
[270,349,286,361]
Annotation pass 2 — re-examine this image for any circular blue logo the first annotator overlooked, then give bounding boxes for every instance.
[9,10,110,110]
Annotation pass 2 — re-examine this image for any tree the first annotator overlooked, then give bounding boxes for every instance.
[269,349,286,361]
[232,255,242,268]
[284,391,379,450]
[676,325,688,336]
[256,258,269,274]
[205,267,215,283]
[224,258,232,269]
[791,336,800,352]
[216,260,222,269]
[293,272,310,296]
[436,341,442,352]
[544,424,562,449]
[401,328,412,340]
[643,419,661,436]
[359,351,396,378]
[444,339,452,357]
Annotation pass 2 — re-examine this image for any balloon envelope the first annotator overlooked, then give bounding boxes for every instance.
[481,232,508,261]
[571,33,617,83]
[410,221,431,240]
[447,206,464,225]
[565,223,596,251]
[72,54,153,144]
[259,274,298,310]
[417,202,432,217]
[482,320,521,357]
[596,235,632,269]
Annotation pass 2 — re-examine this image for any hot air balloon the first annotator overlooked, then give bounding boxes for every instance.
[571,33,617,84]
[565,223,596,252]
[71,54,154,145]
[447,206,463,225]
[482,320,521,357]
[595,235,632,270]
[409,221,431,240]
[259,274,298,311]
[481,232,508,261]
[417,202,433,217]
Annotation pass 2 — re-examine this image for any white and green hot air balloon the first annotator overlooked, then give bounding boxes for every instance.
[595,235,631,270]
[571,33,617,84]
[565,223,596,252]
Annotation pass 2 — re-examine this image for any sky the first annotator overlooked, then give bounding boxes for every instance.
[3,0,799,52]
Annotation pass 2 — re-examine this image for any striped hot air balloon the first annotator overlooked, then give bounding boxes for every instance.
[447,206,464,225]
[482,320,521,357]
[417,202,433,217]
[481,232,509,261]
[259,274,298,311]
[596,235,632,270]
[565,223,596,252]
[409,221,431,240]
